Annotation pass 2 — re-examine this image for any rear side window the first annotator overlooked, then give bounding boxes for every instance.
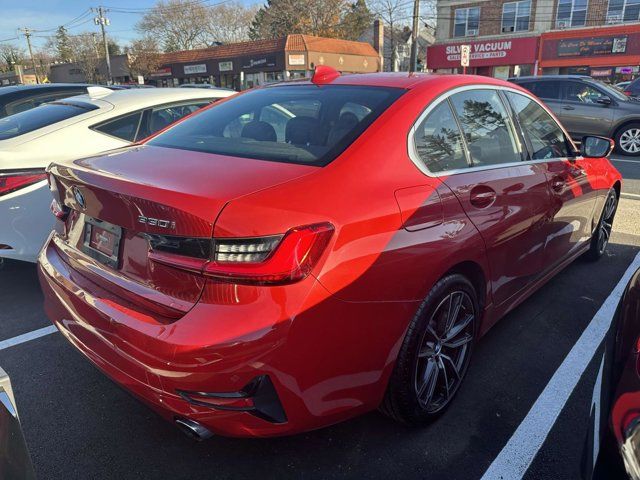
[413,101,468,173]
[449,89,521,166]
[506,92,570,159]
[0,102,97,140]
[148,85,403,166]
[519,81,562,100]
[136,102,210,140]
[94,112,143,142]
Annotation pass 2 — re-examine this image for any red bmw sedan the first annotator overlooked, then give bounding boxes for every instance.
[39,69,622,439]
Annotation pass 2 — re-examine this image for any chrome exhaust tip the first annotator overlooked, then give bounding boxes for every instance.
[174,417,213,441]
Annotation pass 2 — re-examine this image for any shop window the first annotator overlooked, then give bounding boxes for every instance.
[556,0,587,28]
[453,7,480,37]
[607,0,640,23]
[502,0,531,32]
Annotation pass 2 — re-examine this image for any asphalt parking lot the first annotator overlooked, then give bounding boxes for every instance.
[1,155,639,480]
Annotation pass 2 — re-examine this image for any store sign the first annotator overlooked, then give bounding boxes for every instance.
[218,61,233,72]
[241,55,276,69]
[184,64,207,75]
[288,54,305,66]
[558,36,627,57]
[591,68,613,77]
[460,45,471,67]
[427,37,538,69]
[617,66,639,74]
[150,67,172,77]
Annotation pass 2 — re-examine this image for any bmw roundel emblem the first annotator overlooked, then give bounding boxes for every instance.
[72,186,86,209]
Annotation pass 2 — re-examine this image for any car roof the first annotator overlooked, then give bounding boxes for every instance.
[268,72,520,90]
[64,87,235,110]
[509,75,591,82]
[0,83,93,95]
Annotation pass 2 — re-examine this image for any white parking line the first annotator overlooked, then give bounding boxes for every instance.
[611,158,640,164]
[621,192,640,200]
[481,251,640,480]
[0,325,58,351]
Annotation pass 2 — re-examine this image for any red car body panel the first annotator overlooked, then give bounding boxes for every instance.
[38,73,622,437]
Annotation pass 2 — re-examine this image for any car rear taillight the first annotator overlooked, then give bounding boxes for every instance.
[0,170,46,197]
[149,223,334,285]
[625,90,632,96]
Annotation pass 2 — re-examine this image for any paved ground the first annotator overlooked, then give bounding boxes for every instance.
[0,155,639,480]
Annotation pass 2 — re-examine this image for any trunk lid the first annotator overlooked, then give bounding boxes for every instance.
[49,145,317,317]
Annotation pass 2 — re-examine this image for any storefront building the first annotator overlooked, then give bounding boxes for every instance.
[538,24,640,83]
[427,36,539,78]
[154,35,381,90]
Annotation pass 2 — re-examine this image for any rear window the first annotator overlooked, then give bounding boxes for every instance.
[148,85,403,166]
[0,101,97,140]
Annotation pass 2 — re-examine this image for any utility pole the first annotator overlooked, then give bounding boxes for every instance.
[19,28,40,84]
[93,6,112,84]
[409,0,420,73]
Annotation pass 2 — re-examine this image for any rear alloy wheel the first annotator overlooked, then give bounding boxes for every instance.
[381,274,478,424]
[587,188,618,260]
[615,123,640,156]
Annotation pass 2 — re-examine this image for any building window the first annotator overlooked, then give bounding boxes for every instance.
[607,0,640,23]
[556,0,588,28]
[502,1,531,32]
[454,7,480,37]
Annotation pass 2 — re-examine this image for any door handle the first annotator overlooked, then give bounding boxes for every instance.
[469,186,497,208]
[562,105,575,110]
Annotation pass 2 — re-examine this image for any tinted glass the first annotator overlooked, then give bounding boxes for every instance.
[519,81,563,100]
[148,85,403,166]
[414,101,468,173]
[137,102,209,140]
[0,102,96,140]
[450,90,521,166]
[94,112,143,142]
[506,92,570,159]
[564,82,607,103]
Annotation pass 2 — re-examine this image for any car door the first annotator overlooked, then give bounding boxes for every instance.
[505,90,598,267]
[420,88,553,306]
[557,81,615,139]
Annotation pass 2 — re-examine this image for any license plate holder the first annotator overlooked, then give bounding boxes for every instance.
[81,217,122,269]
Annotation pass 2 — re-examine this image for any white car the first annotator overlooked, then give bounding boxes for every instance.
[0,87,233,265]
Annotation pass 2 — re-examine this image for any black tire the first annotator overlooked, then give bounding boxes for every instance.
[615,123,640,156]
[380,273,478,425]
[587,188,618,261]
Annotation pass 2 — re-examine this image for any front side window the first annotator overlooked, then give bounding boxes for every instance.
[556,0,588,27]
[502,0,531,32]
[608,0,640,22]
[506,92,570,160]
[449,90,521,167]
[94,112,143,142]
[148,85,403,166]
[454,7,480,37]
[413,101,468,173]
[564,83,608,104]
[0,101,97,140]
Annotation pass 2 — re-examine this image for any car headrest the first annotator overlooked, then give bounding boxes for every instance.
[285,116,323,145]
[241,120,277,142]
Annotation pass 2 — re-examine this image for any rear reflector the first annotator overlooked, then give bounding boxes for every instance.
[149,222,334,285]
[0,170,46,197]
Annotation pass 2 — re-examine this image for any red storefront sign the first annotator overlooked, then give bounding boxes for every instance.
[427,37,539,69]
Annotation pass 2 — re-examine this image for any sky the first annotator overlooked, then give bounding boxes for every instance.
[0,0,257,50]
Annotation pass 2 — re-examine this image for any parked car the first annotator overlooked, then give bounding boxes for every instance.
[179,83,217,89]
[511,75,640,156]
[616,81,632,91]
[0,83,119,119]
[0,86,233,266]
[0,367,36,479]
[39,69,621,439]
[624,77,640,99]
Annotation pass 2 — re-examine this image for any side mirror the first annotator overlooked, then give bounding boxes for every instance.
[581,135,615,158]
[597,97,612,105]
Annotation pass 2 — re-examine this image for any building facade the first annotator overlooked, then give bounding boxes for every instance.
[428,0,640,82]
[49,54,132,84]
[154,35,381,90]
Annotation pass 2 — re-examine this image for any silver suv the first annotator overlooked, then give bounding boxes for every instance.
[511,75,640,156]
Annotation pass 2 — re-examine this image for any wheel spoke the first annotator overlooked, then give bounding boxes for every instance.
[418,341,436,358]
[444,292,463,335]
[443,332,473,349]
[443,313,473,343]
[438,357,450,402]
[441,353,461,380]
[417,358,438,404]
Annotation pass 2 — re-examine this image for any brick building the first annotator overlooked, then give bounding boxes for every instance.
[153,34,381,90]
[428,0,640,82]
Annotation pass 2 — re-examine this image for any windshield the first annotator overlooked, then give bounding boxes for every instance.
[0,101,98,140]
[148,85,404,166]
[592,79,629,101]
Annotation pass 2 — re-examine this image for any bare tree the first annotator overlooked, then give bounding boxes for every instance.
[126,36,162,80]
[136,0,211,52]
[69,33,104,83]
[0,44,26,73]
[206,2,258,44]
[370,0,413,71]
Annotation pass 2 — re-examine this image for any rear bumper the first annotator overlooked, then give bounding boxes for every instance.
[0,181,53,263]
[38,235,416,437]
